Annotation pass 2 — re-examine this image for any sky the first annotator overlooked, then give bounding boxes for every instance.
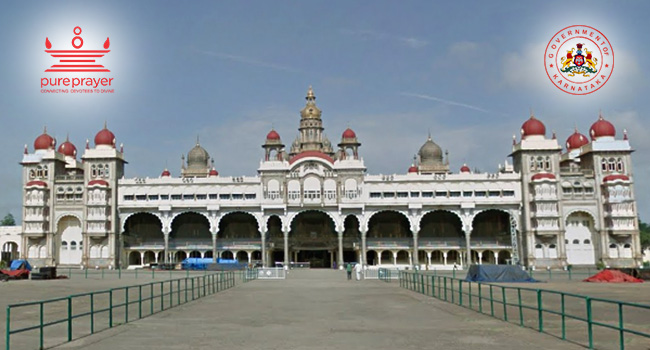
[0,1,649,222]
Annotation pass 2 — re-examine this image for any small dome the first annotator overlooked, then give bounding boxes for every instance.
[408,165,418,173]
[209,168,219,177]
[603,174,629,182]
[266,129,281,140]
[589,114,616,140]
[34,128,56,150]
[95,124,116,147]
[26,180,47,187]
[88,179,109,187]
[566,129,589,150]
[342,128,356,139]
[418,136,443,165]
[521,116,546,137]
[161,169,171,177]
[531,173,556,181]
[187,143,209,169]
[460,164,470,173]
[57,137,77,157]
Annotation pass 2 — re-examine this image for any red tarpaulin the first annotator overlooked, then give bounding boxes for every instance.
[583,269,644,283]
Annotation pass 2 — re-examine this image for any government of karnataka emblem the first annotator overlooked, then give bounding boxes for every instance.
[560,43,598,77]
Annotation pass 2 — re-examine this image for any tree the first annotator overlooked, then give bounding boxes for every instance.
[0,213,15,226]
[640,218,650,249]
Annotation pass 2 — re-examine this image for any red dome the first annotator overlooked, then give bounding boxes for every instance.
[342,128,356,139]
[521,116,546,137]
[209,168,219,176]
[566,130,589,150]
[531,173,556,181]
[408,165,418,173]
[34,129,56,150]
[266,129,281,140]
[161,169,171,177]
[589,115,616,140]
[603,174,629,182]
[26,180,47,187]
[460,164,470,173]
[57,139,77,157]
[95,125,116,147]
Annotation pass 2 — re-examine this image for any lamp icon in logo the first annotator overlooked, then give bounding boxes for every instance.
[44,27,110,72]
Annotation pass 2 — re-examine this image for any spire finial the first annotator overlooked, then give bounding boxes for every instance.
[24,144,28,155]
[427,129,432,140]
[43,126,47,134]
[86,139,89,149]
[512,134,516,145]
[623,129,628,140]
[196,135,200,145]
[529,107,534,118]
[65,132,70,142]
[306,85,315,101]
[552,130,557,139]
[574,123,578,133]
[103,120,107,129]
[599,109,603,120]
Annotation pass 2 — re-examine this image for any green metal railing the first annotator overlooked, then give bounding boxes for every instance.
[378,268,393,282]
[6,271,236,350]
[240,268,259,282]
[398,271,650,350]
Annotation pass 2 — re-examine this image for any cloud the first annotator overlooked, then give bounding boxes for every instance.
[340,29,428,49]
[192,48,301,73]
[400,92,498,115]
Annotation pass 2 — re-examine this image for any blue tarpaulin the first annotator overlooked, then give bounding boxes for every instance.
[465,265,537,282]
[9,260,32,271]
[181,258,213,270]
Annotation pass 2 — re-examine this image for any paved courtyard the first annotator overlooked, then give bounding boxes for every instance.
[46,269,588,350]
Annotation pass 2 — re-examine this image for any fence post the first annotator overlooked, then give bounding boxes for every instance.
[537,290,543,333]
[443,278,448,301]
[119,268,121,279]
[192,278,195,300]
[478,283,483,313]
[6,306,11,350]
[489,285,494,317]
[618,303,624,350]
[185,278,188,302]
[177,279,181,304]
[85,268,88,279]
[586,297,593,349]
[468,282,472,309]
[109,289,113,328]
[90,293,95,334]
[451,278,455,304]
[160,282,164,311]
[138,285,142,319]
[502,287,508,322]
[40,302,44,348]
[170,280,173,307]
[518,288,523,326]
[65,297,72,341]
[560,293,566,340]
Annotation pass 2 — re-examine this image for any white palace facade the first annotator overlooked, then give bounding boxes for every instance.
[16,87,643,269]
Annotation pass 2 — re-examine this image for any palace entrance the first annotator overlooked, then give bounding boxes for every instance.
[290,211,336,268]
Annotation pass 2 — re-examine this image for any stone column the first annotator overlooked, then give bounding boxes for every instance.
[212,233,217,263]
[494,251,499,265]
[361,230,367,266]
[163,233,170,264]
[378,251,382,265]
[140,251,144,265]
[412,231,419,268]
[337,230,344,269]
[465,231,472,267]
[260,231,267,268]
[478,251,483,265]
[443,251,448,266]
[392,251,398,265]
[427,251,432,267]
[283,230,289,269]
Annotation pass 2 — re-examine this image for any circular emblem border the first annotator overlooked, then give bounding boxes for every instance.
[544,25,614,95]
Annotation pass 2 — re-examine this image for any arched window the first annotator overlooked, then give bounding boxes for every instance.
[530,156,536,171]
[70,241,77,250]
[549,244,556,249]
[601,159,607,171]
[608,158,616,171]
[535,244,543,249]
[583,239,591,244]
[572,239,580,244]
[537,157,544,170]
[609,243,617,249]
[544,156,551,170]
[617,158,624,172]
[623,243,631,248]
[62,241,68,250]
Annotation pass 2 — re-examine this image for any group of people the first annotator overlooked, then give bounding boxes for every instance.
[345,262,363,281]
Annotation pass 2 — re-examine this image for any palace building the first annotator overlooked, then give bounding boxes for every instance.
[17,87,643,269]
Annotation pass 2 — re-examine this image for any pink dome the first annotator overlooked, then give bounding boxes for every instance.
[34,129,56,150]
[209,168,219,177]
[408,165,418,173]
[266,129,281,140]
[57,139,77,157]
[603,174,629,182]
[531,173,556,181]
[161,169,171,177]
[590,115,616,140]
[566,130,589,150]
[521,116,546,137]
[95,124,116,147]
[460,164,470,173]
[342,128,356,139]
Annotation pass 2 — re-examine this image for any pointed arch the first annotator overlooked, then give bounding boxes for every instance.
[366,210,411,239]
[471,209,512,244]
[170,211,211,241]
[419,210,464,243]
[218,211,260,239]
[287,210,339,233]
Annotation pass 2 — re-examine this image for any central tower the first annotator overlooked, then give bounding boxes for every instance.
[289,87,335,158]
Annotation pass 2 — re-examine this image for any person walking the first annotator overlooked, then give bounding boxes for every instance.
[354,262,363,281]
[346,263,352,280]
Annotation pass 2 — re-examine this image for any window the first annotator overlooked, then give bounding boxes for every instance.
[488,191,500,197]
[450,191,461,197]
[435,191,447,197]
[535,244,542,249]
[148,195,159,201]
[383,192,395,198]
[74,193,83,200]
[463,191,473,197]
[183,194,194,200]
[623,243,631,248]
[410,192,420,198]
[583,239,591,244]
[601,159,608,171]
[565,239,568,244]
[503,190,515,197]
[549,244,556,249]
[196,194,207,200]
[245,193,256,200]
[123,195,134,201]
[209,194,218,200]
[609,243,617,249]
[171,194,182,200]
[70,241,77,250]
[136,195,147,201]
[617,159,624,172]
[475,191,487,197]
[62,241,68,250]
[573,239,580,244]
[422,192,433,198]
[232,194,244,200]
[397,192,408,198]
[219,194,230,200]
[370,192,381,198]
[544,157,551,170]
[160,195,169,200]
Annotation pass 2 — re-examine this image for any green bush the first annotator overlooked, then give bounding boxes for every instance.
[596,260,606,270]
[0,261,6,269]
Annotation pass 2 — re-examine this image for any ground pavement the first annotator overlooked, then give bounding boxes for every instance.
[53,269,585,350]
